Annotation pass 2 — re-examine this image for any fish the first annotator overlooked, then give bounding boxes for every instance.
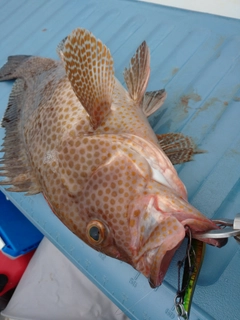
[0,28,222,288]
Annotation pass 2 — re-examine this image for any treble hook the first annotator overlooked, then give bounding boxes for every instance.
[175,294,189,320]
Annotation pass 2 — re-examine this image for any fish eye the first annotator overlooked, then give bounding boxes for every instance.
[86,220,105,245]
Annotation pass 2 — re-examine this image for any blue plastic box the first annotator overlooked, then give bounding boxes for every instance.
[0,191,43,257]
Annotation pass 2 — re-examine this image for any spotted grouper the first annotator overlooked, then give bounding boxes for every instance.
[0,28,221,287]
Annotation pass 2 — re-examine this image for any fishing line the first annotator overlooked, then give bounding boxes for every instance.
[114,287,154,317]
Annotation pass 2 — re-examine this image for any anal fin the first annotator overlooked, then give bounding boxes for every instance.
[61,28,114,129]
[156,133,204,165]
[0,78,41,194]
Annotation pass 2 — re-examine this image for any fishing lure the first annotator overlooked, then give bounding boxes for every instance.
[175,231,205,320]
[175,215,240,319]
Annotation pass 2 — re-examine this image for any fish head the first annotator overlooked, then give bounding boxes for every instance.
[62,133,220,288]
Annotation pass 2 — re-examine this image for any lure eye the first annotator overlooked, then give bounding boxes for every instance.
[87,220,106,245]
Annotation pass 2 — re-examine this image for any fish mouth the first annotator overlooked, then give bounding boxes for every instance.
[131,228,185,288]
[148,242,183,288]
[129,191,223,287]
[129,194,186,287]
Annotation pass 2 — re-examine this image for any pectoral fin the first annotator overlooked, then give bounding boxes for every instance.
[61,28,114,129]
[157,133,204,165]
[124,41,150,103]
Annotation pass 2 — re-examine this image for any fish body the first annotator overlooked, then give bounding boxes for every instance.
[0,28,220,287]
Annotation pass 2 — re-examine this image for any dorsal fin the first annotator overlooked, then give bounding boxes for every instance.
[142,89,167,117]
[61,28,114,129]
[157,133,204,165]
[124,41,150,103]
[0,77,41,194]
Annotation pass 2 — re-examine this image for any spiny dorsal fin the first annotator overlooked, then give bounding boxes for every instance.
[124,41,150,103]
[61,28,114,129]
[142,89,167,117]
[157,132,205,165]
[0,78,41,194]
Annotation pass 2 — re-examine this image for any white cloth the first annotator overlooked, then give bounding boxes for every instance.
[1,238,129,320]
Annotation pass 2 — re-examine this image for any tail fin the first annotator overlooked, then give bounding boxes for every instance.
[0,55,31,81]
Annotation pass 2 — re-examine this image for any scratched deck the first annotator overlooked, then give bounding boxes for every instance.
[0,1,240,319]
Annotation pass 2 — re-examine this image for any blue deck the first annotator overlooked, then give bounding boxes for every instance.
[0,1,240,319]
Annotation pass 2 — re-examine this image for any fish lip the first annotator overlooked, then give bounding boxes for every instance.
[132,238,184,288]
[148,241,183,288]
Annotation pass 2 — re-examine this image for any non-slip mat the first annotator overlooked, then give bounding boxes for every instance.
[0,1,240,319]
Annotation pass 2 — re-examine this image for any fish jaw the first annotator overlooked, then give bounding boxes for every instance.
[128,188,221,288]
